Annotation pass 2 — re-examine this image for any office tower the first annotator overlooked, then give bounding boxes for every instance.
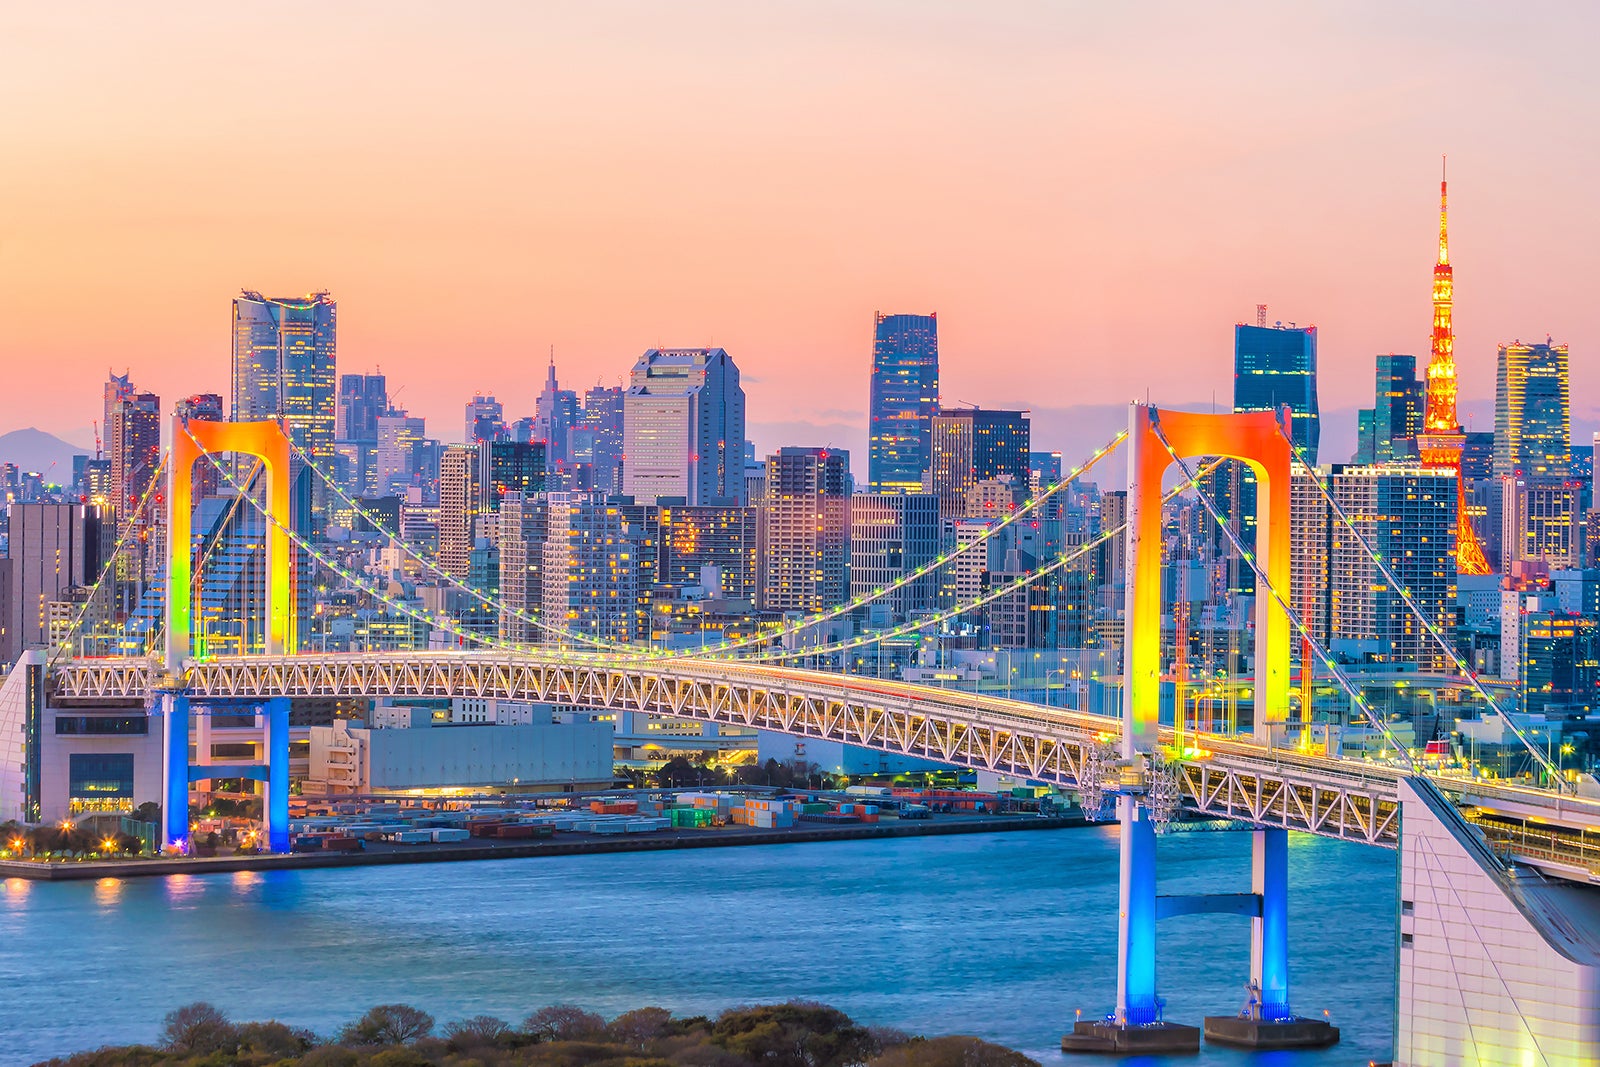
[102,371,133,448]
[2,504,108,661]
[174,394,224,503]
[1233,317,1319,462]
[109,391,161,541]
[623,348,746,506]
[376,413,427,496]
[658,505,759,603]
[533,359,579,466]
[438,446,479,579]
[1494,339,1571,482]
[336,373,387,441]
[570,384,625,495]
[1363,354,1424,463]
[79,460,112,509]
[1415,172,1490,575]
[1353,410,1376,464]
[231,291,337,491]
[542,495,657,644]
[867,312,940,492]
[1500,478,1580,570]
[1461,431,1495,483]
[760,448,850,613]
[988,540,1053,649]
[927,408,1031,518]
[497,494,549,644]
[1030,452,1063,493]
[1099,491,1129,586]
[465,394,506,444]
[1514,609,1600,716]
[850,493,940,619]
[476,440,546,512]
[1294,464,1457,668]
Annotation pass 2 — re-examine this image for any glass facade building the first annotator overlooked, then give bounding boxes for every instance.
[1233,321,1319,463]
[1495,340,1571,481]
[867,312,940,493]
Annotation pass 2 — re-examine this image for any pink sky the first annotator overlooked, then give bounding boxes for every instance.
[2,3,1597,465]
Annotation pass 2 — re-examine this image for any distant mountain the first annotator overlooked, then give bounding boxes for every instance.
[0,427,91,481]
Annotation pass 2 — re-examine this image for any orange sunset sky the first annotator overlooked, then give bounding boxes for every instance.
[3,2,1597,467]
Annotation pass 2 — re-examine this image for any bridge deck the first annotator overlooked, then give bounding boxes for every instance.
[45,652,1600,874]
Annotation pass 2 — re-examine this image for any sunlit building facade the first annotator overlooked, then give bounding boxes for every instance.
[622,348,745,506]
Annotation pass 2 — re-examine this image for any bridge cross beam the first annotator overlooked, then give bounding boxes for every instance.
[160,693,290,854]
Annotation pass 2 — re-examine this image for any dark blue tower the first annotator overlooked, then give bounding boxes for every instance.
[868,312,940,493]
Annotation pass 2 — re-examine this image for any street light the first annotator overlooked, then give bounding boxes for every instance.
[1045,669,1065,709]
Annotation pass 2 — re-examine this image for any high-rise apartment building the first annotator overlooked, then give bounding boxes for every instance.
[497,494,549,644]
[849,493,940,620]
[542,495,657,644]
[760,448,850,613]
[1234,319,1319,463]
[867,312,940,493]
[1500,477,1580,570]
[438,446,480,580]
[109,392,161,535]
[465,394,506,445]
[1495,339,1571,482]
[623,348,745,506]
[927,408,1030,518]
[232,290,337,467]
[658,505,759,604]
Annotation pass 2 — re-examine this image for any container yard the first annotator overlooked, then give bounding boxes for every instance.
[0,786,1088,881]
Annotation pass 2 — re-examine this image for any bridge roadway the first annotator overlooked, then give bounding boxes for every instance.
[48,651,1600,878]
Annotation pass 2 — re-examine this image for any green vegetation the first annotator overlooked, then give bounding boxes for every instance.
[37,1000,1040,1067]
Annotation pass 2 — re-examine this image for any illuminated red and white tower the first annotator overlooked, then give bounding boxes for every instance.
[1416,162,1492,576]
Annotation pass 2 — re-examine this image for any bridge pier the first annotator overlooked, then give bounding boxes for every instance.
[161,692,190,851]
[263,697,290,852]
[1251,827,1290,1020]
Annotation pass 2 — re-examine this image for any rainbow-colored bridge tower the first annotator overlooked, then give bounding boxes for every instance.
[160,417,296,852]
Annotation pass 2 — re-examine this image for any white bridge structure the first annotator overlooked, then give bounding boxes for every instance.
[7,405,1600,1064]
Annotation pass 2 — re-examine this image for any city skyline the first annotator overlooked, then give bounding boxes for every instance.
[5,5,1600,464]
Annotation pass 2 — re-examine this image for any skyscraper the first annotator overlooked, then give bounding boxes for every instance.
[927,408,1031,518]
[1415,171,1490,575]
[497,493,549,644]
[623,348,745,506]
[867,312,939,493]
[1371,354,1424,463]
[232,290,337,457]
[465,394,506,444]
[336,373,388,442]
[1494,339,1571,482]
[543,495,657,644]
[760,448,850,613]
[570,384,625,495]
[109,392,161,532]
[476,440,546,512]
[1,504,108,662]
[533,359,579,466]
[102,371,133,450]
[232,291,338,525]
[438,445,480,580]
[174,394,225,502]
[658,505,759,604]
[1233,318,1319,462]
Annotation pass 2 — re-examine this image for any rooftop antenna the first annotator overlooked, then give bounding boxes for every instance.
[1256,304,1268,328]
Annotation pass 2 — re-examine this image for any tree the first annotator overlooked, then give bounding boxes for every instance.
[657,756,698,788]
[522,1004,605,1042]
[234,1019,316,1058]
[132,801,161,826]
[868,1036,1041,1067]
[607,1006,673,1048]
[443,1014,511,1050]
[159,1002,237,1055]
[339,1004,435,1045]
[711,1003,877,1067]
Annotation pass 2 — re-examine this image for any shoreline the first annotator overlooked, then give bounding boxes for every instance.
[0,814,1090,882]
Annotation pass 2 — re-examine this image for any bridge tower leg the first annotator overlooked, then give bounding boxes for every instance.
[263,697,291,852]
[1251,827,1290,1020]
[1115,795,1160,1025]
[161,692,190,851]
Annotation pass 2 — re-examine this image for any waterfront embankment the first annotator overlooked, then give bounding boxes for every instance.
[0,812,1084,881]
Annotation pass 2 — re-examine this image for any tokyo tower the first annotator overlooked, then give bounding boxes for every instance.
[1416,161,1492,575]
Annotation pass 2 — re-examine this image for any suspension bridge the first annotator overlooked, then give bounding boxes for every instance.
[5,404,1600,1064]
